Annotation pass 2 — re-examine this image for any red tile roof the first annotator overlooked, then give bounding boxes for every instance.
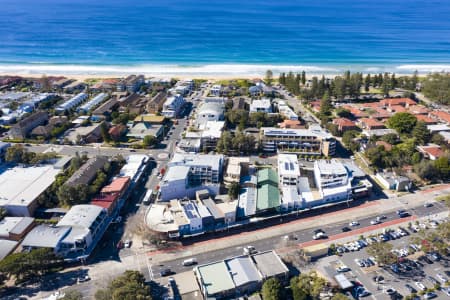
[419,146,444,159]
[389,105,407,113]
[380,98,417,107]
[376,141,393,151]
[415,115,437,124]
[430,111,450,123]
[408,105,430,115]
[278,119,303,129]
[333,118,356,127]
[359,118,385,129]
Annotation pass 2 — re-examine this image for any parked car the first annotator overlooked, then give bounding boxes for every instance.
[384,288,396,295]
[160,268,172,277]
[336,265,350,273]
[243,246,257,255]
[423,292,437,299]
[124,240,132,248]
[77,275,91,283]
[405,284,417,294]
[436,273,448,283]
[415,281,426,291]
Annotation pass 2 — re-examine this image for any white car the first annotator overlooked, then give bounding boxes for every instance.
[124,240,132,248]
[349,221,359,227]
[436,273,448,283]
[370,219,380,225]
[415,281,426,291]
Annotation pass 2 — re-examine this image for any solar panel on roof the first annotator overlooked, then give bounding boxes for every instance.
[284,162,289,170]
[289,162,294,171]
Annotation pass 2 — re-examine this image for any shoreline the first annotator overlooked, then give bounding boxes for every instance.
[0,63,448,81]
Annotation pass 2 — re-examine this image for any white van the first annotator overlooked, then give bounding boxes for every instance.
[182,258,197,266]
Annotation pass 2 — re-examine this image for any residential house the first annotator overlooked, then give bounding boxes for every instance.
[333,118,358,132]
[358,118,385,130]
[417,145,445,161]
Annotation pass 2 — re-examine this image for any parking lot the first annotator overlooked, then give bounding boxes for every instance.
[322,219,450,299]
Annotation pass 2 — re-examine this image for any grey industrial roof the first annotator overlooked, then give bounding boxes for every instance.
[342,161,365,179]
[0,217,34,238]
[0,239,18,260]
[202,198,224,220]
[238,187,257,217]
[227,256,261,287]
[334,274,354,290]
[164,165,190,182]
[195,261,235,296]
[0,165,60,208]
[315,159,347,176]
[22,225,70,248]
[170,153,223,171]
[196,202,212,219]
[57,205,104,229]
[251,250,289,278]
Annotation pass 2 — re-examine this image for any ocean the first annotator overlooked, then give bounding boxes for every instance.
[1,0,450,76]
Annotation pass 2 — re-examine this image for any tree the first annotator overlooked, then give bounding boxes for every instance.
[95,270,151,300]
[143,135,157,148]
[332,294,350,300]
[100,121,111,143]
[262,278,282,300]
[265,70,274,86]
[335,107,352,119]
[422,73,450,105]
[386,112,417,134]
[290,272,327,299]
[342,130,359,152]
[62,290,83,300]
[412,121,431,145]
[364,74,371,92]
[228,182,240,200]
[5,144,26,163]
[319,91,333,125]
[57,184,89,207]
[0,248,63,284]
[414,160,439,181]
[366,241,396,265]
[379,133,398,145]
[434,155,450,181]
[301,71,306,86]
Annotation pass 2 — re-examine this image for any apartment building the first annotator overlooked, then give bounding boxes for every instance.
[9,111,48,139]
[162,94,185,118]
[260,125,336,156]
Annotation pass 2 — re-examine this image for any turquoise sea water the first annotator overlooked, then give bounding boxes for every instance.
[1,0,450,76]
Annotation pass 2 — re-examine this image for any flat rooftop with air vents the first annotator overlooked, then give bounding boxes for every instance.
[0,164,60,216]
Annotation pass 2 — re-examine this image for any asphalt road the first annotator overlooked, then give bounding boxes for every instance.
[147,200,447,280]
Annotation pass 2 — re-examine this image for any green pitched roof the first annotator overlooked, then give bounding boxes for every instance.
[257,184,280,211]
[257,168,278,185]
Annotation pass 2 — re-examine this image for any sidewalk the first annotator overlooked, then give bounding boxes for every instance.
[147,186,450,263]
